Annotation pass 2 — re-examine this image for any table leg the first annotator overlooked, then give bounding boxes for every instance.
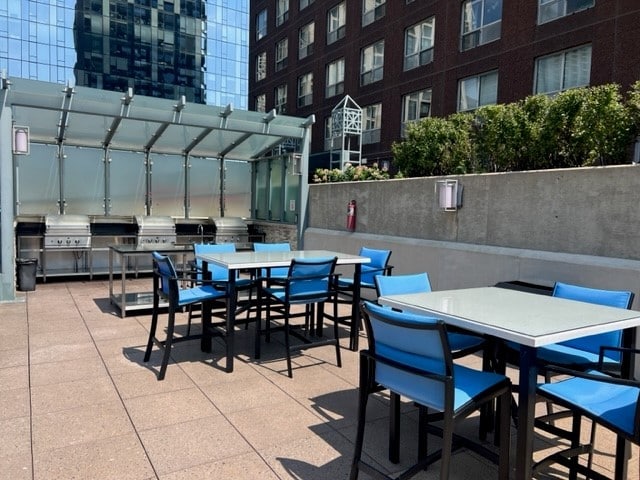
[225,273,237,373]
[200,260,213,354]
[515,345,538,480]
[108,248,114,302]
[120,251,127,318]
[349,263,362,351]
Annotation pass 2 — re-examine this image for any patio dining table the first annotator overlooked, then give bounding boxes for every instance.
[196,249,371,373]
[378,286,640,480]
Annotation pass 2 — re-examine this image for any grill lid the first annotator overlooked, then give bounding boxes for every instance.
[135,216,176,233]
[209,217,248,232]
[43,214,91,248]
[44,214,91,233]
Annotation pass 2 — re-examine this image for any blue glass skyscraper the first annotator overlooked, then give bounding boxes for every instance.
[0,0,248,108]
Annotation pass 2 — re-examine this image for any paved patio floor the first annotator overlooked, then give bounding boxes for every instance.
[1,278,638,479]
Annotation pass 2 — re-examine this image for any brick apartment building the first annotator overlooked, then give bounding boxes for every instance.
[249,0,640,169]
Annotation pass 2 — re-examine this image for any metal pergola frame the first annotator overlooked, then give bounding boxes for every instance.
[0,76,314,301]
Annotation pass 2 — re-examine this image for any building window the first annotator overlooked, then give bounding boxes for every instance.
[326,58,345,98]
[256,52,267,81]
[276,38,288,72]
[255,93,266,113]
[275,84,287,113]
[297,72,313,107]
[299,22,315,60]
[461,0,502,51]
[256,9,267,41]
[300,0,314,10]
[360,40,384,86]
[363,0,386,27]
[538,0,594,24]
[458,70,498,111]
[404,17,435,71]
[401,89,432,136]
[327,2,346,45]
[534,44,591,95]
[363,103,382,144]
[276,0,289,27]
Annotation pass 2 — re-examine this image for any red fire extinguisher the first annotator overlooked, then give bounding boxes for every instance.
[346,199,357,231]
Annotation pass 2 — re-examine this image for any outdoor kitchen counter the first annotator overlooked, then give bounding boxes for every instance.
[109,244,193,318]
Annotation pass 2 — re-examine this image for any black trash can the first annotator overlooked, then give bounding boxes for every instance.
[16,258,38,292]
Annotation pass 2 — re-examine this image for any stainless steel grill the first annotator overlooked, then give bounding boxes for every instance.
[135,216,176,246]
[44,214,91,249]
[210,217,250,248]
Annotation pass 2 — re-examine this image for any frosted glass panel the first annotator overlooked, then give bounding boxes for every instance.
[17,143,60,215]
[64,146,104,215]
[270,158,284,221]
[254,160,269,220]
[224,160,251,218]
[110,150,146,216]
[284,171,299,223]
[190,156,221,218]
[151,154,185,217]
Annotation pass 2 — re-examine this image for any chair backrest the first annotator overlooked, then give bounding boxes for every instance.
[359,246,392,285]
[375,272,432,297]
[553,282,635,357]
[253,242,291,252]
[361,301,453,411]
[152,251,179,303]
[253,242,292,278]
[193,243,236,281]
[285,257,337,304]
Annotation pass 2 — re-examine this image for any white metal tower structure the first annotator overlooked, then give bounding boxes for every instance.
[329,95,362,170]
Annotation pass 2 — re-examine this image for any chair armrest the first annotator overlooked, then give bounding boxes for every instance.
[543,364,640,388]
[598,346,640,373]
[362,266,392,276]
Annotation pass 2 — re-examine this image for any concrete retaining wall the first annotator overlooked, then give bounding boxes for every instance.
[304,165,640,308]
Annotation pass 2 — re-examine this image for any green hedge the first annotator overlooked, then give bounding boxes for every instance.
[391,82,640,177]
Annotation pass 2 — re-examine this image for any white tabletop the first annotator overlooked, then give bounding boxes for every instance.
[197,249,371,270]
[379,286,640,348]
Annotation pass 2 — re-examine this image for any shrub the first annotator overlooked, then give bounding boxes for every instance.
[391,115,472,177]
[313,162,390,183]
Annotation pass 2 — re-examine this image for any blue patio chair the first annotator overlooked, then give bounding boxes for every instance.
[252,241,291,281]
[329,246,393,349]
[187,243,256,335]
[537,282,634,370]
[535,347,640,480]
[374,272,489,461]
[351,301,511,480]
[534,282,634,470]
[144,251,227,380]
[375,273,486,359]
[256,256,341,378]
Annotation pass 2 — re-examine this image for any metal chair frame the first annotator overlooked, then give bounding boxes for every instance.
[351,301,511,480]
[255,256,342,378]
[143,251,227,380]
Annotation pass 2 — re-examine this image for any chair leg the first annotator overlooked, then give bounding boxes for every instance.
[284,307,293,378]
[498,391,511,480]
[186,307,191,336]
[158,307,176,381]
[586,421,597,473]
[418,405,429,462]
[439,413,454,480]
[568,412,582,480]
[389,392,401,463]
[254,286,263,359]
[349,355,371,480]
[327,303,342,368]
[144,301,160,362]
